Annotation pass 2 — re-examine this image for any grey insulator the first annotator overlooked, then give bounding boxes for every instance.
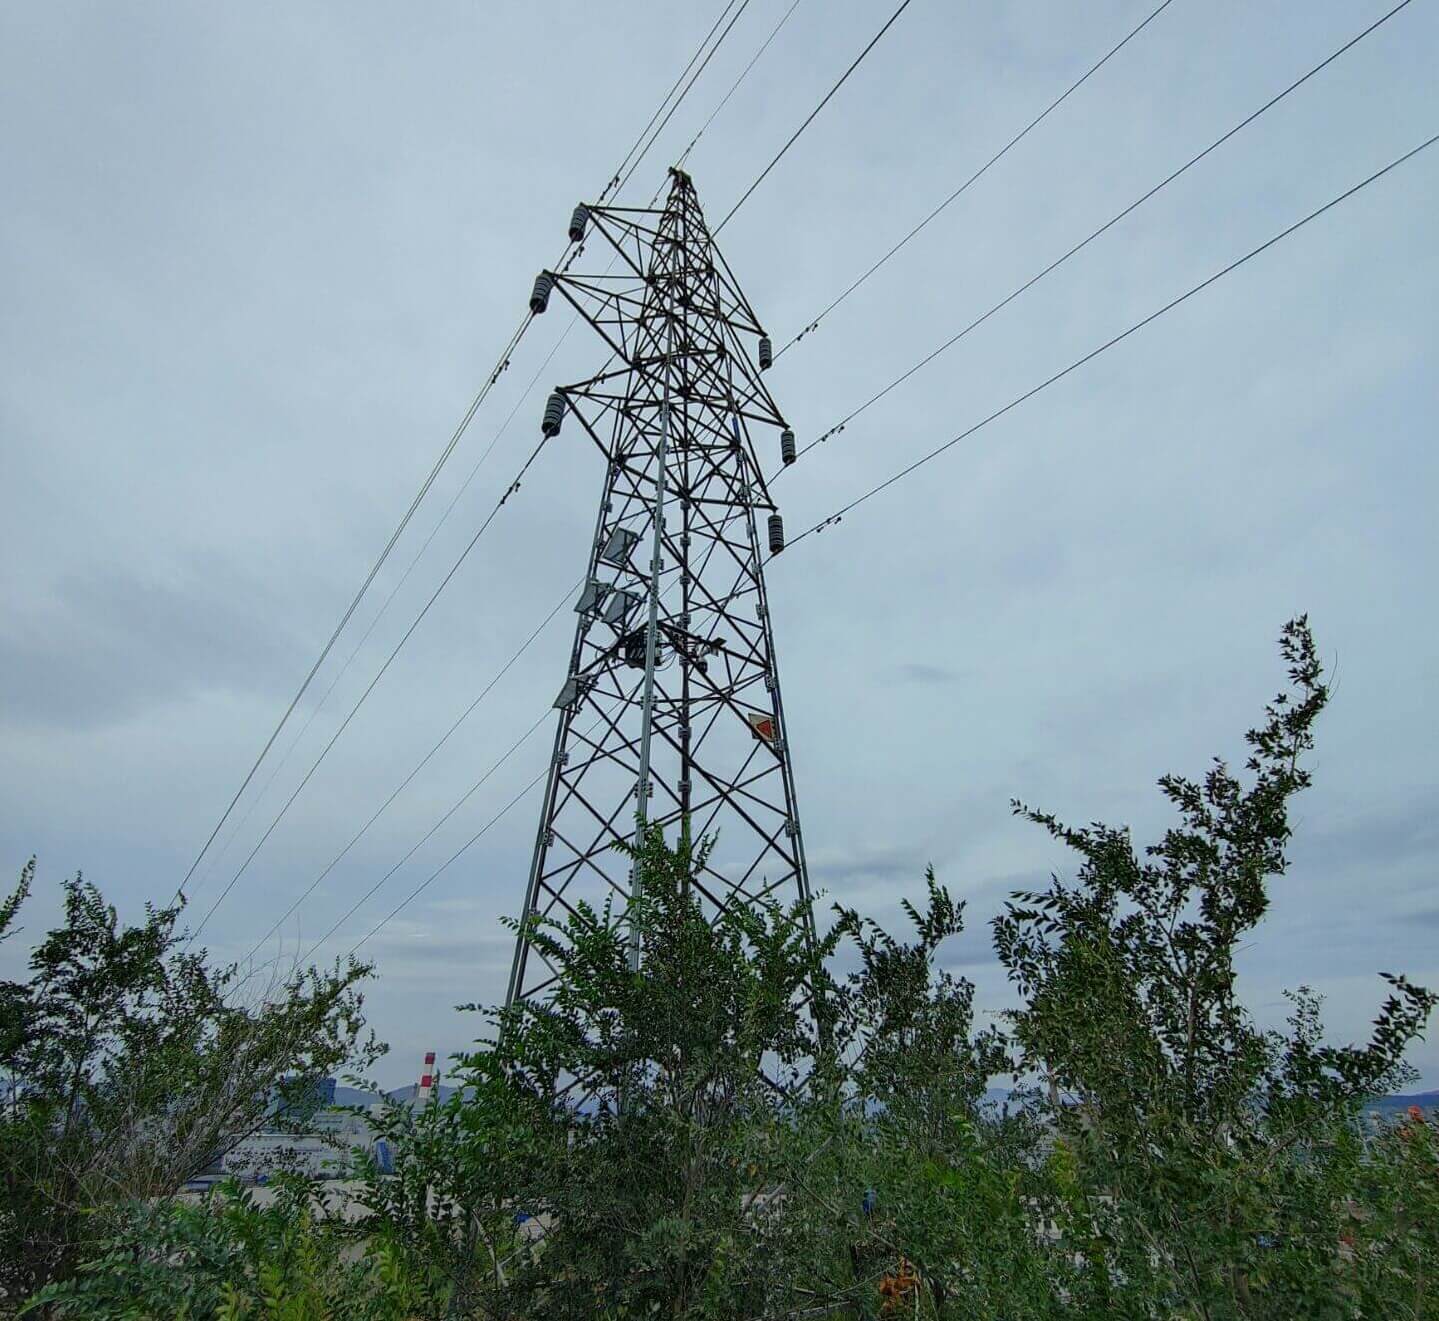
[568,204,589,244]
[758,335,773,370]
[780,428,796,466]
[767,513,785,555]
[542,391,566,438]
[530,271,555,314]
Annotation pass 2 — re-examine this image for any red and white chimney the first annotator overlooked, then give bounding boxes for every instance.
[416,1051,436,1105]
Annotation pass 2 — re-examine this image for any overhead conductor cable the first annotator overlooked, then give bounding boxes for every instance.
[778,0,1418,472]
[782,133,1438,552]
[187,429,554,945]
[314,577,691,960]
[676,0,807,169]
[298,709,557,966]
[613,0,757,201]
[775,0,1179,357]
[714,0,919,234]
[180,1,755,915]
[601,0,746,202]
[242,581,579,962]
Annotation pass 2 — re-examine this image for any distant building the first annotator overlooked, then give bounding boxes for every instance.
[207,1077,388,1185]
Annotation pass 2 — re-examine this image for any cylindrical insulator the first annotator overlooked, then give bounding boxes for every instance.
[768,513,785,555]
[541,391,566,438]
[780,428,796,466]
[530,271,555,314]
[758,335,773,371]
[568,204,589,244]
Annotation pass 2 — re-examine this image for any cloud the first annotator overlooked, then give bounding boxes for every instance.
[1397,912,1439,935]
[1291,797,1439,876]
[884,662,965,685]
[0,564,300,732]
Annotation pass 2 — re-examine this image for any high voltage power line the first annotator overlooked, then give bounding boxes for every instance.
[216,6,1426,973]
[782,133,1438,552]
[613,0,757,202]
[772,0,1417,476]
[335,726,586,965]
[197,0,930,949]
[236,707,578,1012]
[174,312,532,907]
[187,428,555,945]
[301,709,557,967]
[286,569,690,961]
[231,214,666,924]
[241,582,579,963]
[676,0,808,171]
[714,0,919,233]
[176,0,753,910]
[774,0,1179,359]
[193,305,584,900]
[293,132,1438,969]
[600,0,746,205]
[324,703,615,966]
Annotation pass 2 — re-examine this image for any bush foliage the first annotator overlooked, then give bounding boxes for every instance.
[9,619,1438,1318]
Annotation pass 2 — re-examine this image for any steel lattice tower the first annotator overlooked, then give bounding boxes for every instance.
[506,168,814,1009]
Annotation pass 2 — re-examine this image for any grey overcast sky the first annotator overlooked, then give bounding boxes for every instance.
[2,1,1436,1088]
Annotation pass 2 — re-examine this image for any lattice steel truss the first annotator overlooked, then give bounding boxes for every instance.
[506,168,815,1008]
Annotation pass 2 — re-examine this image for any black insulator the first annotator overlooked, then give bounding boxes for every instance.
[530,271,555,314]
[542,391,566,438]
[767,513,785,555]
[758,335,773,370]
[568,204,589,244]
[780,428,796,466]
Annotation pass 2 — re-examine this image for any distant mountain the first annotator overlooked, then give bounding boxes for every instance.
[327,1082,464,1108]
[1365,1090,1439,1115]
[334,1081,1437,1117]
[384,1082,460,1106]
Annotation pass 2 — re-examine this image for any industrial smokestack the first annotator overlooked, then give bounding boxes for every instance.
[416,1051,436,1106]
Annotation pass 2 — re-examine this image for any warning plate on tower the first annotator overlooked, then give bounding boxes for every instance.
[746,711,777,743]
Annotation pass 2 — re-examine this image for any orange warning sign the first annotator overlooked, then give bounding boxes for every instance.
[746,712,776,743]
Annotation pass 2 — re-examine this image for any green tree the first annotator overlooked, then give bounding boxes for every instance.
[0,865,377,1307]
[343,1046,544,1317]
[36,616,1438,1319]
[992,618,1438,1317]
[353,825,840,1320]
[22,1174,442,1320]
[1347,1105,1439,1317]
[782,875,1066,1319]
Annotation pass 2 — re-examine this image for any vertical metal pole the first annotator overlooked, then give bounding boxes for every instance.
[676,196,695,892]
[629,316,674,973]
[506,445,624,1012]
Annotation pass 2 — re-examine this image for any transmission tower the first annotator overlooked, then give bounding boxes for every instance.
[506,167,814,1008]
